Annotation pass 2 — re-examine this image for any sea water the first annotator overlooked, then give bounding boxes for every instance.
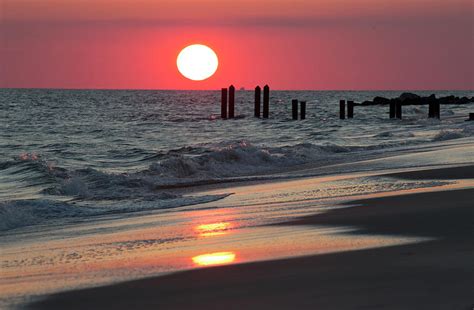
[1,89,473,231]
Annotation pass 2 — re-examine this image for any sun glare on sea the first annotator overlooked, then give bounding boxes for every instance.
[177,44,218,81]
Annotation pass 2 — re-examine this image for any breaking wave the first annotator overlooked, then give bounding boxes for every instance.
[2,141,358,202]
[2,129,473,232]
[3,133,473,203]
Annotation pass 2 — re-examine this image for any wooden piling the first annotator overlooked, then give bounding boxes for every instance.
[428,102,434,118]
[228,85,235,118]
[339,100,346,119]
[254,86,261,118]
[469,113,474,121]
[221,88,227,119]
[300,101,306,120]
[263,85,269,118]
[292,99,298,120]
[435,102,440,119]
[395,102,402,119]
[390,102,396,119]
[347,101,354,119]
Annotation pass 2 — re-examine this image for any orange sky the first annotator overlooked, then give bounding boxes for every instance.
[1,0,473,89]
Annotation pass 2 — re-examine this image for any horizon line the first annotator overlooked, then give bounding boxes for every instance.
[1,87,473,92]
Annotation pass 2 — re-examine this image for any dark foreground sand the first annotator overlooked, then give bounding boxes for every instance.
[383,165,474,180]
[28,168,474,310]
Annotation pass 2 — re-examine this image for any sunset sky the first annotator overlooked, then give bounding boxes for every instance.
[1,0,473,90]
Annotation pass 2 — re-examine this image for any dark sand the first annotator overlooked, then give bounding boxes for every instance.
[383,165,474,180]
[28,168,474,310]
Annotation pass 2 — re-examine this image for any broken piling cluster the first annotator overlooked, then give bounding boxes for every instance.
[220,90,473,121]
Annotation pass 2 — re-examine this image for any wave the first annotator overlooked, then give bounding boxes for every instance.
[432,126,473,142]
[0,194,229,232]
[147,141,352,179]
[2,141,355,201]
[2,130,473,203]
[0,131,473,200]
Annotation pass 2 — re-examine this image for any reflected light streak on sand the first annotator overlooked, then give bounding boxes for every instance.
[195,222,232,237]
[192,252,236,266]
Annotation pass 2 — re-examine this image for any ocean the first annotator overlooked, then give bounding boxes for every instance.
[1,89,473,308]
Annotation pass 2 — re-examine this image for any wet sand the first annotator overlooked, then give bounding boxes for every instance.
[27,167,474,310]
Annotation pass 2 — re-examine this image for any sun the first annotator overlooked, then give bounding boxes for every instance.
[177,44,218,81]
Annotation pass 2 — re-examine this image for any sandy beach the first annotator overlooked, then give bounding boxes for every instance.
[27,166,474,310]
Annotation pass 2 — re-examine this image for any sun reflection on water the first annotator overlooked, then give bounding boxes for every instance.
[192,252,236,266]
[195,222,232,237]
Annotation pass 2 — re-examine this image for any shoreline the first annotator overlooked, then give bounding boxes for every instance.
[26,166,474,310]
[179,138,474,196]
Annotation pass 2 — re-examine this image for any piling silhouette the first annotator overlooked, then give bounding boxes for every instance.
[300,101,306,120]
[254,86,261,118]
[228,85,235,118]
[347,101,354,119]
[221,88,227,119]
[292,99,298,120]
[339,100,346,119]
[263,85,270,118]
[390,102,396,119]
[395,102,402,119]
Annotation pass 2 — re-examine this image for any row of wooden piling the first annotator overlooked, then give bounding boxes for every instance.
[339,100,354,119]
[389,101,440,119]
[256,85,270,118]
[291,100,306,120]
[221,88,464,121]
[339,100,441,120]
[220,85,235,119]
[222,85,270,119]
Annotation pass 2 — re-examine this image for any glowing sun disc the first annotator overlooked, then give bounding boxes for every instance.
[177,44,218,81]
